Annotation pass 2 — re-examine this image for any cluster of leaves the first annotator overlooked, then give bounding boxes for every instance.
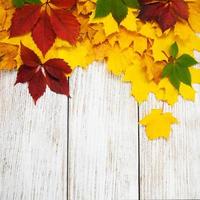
[1,0,200,140]
[95,0,140,23]
[95,0,189,31]
[16,44,72,103]
[162,42,198,90]
[10,0,80,55]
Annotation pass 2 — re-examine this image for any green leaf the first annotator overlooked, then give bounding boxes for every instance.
[176,54,198,68]
[12,0,41,7]
[13,0,24,7]
[162,63,174,78]
[95,0,139,23]
[95,0,111,18]
[122,0,140,8]
[169,68,180,90]
[111,0,128,23]
[170,42,178,58]
[175,65,191,86]
[161,42,197,91]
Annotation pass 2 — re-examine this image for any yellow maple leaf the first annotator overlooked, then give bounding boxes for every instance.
[140,109,178,140]
[0,42,18,70]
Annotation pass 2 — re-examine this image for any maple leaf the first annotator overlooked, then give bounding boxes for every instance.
[162,42,198,90]
[140,109,178,140]
[138,0,189,31]
[0,42,18,70]
[10,0,80,56]
[95,0,140,24]
[15,43,72,104]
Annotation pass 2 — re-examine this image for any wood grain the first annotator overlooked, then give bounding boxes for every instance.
[69,62,139,200]
[139,89,200,200]
[139,52,200,200]
[0,72,68,200]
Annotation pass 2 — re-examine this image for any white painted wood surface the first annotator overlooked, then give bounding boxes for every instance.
[0,72,68,200]
[0,61,200,200]
[69,63,138,200]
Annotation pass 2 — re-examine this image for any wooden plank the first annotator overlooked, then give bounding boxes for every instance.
[69,62,139,200]
[0,72,68,200]
[139,86,200,198]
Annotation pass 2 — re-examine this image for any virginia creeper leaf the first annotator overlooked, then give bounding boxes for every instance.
[170,42,178,58]
[32,11,56,56]
[10,5,41,37]
[15,44,72,104]
[49,9,80,44]
[162,42,198,90]
[10,1,80,55]
[50,0,76,8]
[162,63,173,78]
[175,64,191,86]
[176,54,198,68]
[138,0,189,31]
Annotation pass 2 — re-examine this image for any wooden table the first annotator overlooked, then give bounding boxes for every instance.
[0,62,200,200]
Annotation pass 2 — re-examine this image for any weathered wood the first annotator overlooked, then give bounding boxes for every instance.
[139,89,200,199]
[139,52,200,199]
[0,72,68,200]
[69,62,139,200]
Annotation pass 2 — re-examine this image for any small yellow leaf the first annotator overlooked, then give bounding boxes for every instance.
[140,109,178,140]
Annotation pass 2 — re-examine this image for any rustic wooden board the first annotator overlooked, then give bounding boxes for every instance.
[139,89,200,200]
[1,61,200,200]
[0,72,68,200]
[139,52,200,200]
[68,62,139,200]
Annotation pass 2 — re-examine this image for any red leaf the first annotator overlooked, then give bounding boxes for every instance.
[50,9,80,44]
[10,1,80,55]
[10,5,41,37]
[172,0,189,20]
[15,44,71,104]
[138,0,189,31]
[28,69,46,104]
[32,11,56,56]
[15,65,35,84]
[45,71,70,96]
[44,59,72,74]
[20,43,41,67]
[50,0,76,8]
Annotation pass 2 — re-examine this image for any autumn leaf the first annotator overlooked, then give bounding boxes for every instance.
[12,0,41,8]
[162,42,198,90]
[95,0,140,23]
[10,0,80,56]
[138,0,189,31]
[140,109,178,140]
[0,42,18,70]
[15,43,72,103]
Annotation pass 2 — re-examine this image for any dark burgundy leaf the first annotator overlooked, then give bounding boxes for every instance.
[20,43,41,67]
[28,69,46,104]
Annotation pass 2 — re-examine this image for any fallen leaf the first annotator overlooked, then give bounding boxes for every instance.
[15,43,72,103]
[95,0,139,23]
[0,42,18,70]
[140,109,178,140]
[162,42,198,90]
[138,0,189,31]
[10,0,80,55]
